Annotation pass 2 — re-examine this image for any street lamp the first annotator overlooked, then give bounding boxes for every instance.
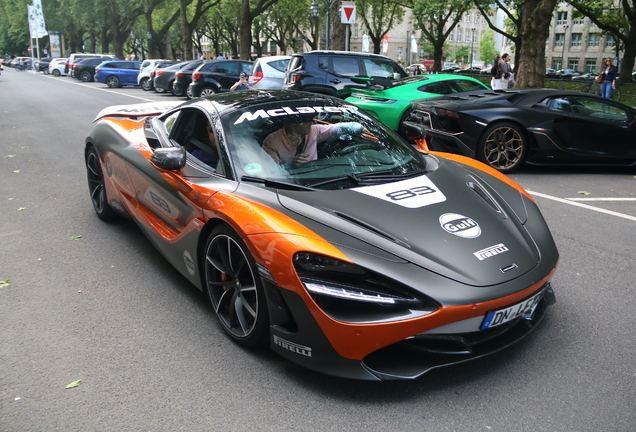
[308,0,337,50]
[561,25,568,71]
[470,28,475,68]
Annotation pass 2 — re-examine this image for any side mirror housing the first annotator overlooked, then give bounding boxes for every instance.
[150,146,187,171]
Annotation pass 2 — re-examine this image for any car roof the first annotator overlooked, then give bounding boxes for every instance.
[294,50,394,60]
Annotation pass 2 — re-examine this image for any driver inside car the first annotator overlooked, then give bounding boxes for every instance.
[262,117,368,169]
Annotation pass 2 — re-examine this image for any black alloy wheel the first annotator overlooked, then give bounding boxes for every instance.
[106,75,121,88]
[203,226,269,347]
[478,122,528,172]
[85,146,115,220]
[80,70,92,82]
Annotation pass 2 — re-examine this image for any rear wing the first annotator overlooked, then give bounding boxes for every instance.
[94,101,180,122]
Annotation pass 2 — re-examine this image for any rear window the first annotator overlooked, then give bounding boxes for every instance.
[266,59,289,72]
[362,59,403,78]
[332,57,360,76]
[453,79,488,92]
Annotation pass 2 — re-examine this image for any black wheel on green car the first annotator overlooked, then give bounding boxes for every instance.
[85,146,116,220]
[203,225,269,347]
[478,122,528,173]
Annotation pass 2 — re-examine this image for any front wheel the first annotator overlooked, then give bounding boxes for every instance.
[203,225,269,347]
[478,122,527,173]
[52,69,61,77]
[85,146,116,220]
[186,85,194,100]
[170,80,183,96]
[106,75,121,88]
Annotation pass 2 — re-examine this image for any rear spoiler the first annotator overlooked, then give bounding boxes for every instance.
[94,101,181,122]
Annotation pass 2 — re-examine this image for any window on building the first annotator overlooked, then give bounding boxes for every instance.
[354,25,358,38]
[482,16,487,24]
[457,29,462,41]
[449,32,454,42]
[585,60,596,73]
[553,59,563,70]
[555,33,565,47]
[556,11,568,25]
[572,11,585,24]
[465,31,471,43]
[397,47,403,60]
[605,35,615,48]
[466,14,471,23]
[568,59,579,70]
[570,33,582,47]
[587,34,600,47]
[353,45,359,52]
[475,13,480,23]
[473,31,478,43]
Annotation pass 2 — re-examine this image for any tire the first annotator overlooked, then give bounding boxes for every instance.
[203,225,269,347]
[106,75,121,88]
[140,77,152,91]
[155,86,166,93]
[79,70,92,82]
[85,146,116,220]
[186,85,194,100]
[478,122,528,173]
[199,87,217,97]
[170,80,183,96]
[52,69,60,77]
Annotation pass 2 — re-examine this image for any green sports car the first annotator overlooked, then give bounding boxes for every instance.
[345,74,489,137]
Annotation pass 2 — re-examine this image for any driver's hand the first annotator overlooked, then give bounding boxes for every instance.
[292,153,309,168]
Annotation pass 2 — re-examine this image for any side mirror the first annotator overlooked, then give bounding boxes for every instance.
[150,146,187,171]
[393,72,401,80]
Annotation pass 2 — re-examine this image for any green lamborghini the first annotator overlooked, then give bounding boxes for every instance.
[345,74,489,137]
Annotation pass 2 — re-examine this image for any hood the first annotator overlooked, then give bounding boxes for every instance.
[278,163,538,287]
[94,101,180,122]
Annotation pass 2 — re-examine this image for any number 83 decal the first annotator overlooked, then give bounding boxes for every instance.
[354,176,447,209]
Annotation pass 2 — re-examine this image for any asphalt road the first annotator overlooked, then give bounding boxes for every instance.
[1,68,635,432]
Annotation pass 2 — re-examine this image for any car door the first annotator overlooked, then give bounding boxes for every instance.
[565,95,636,159]
[125,106,237,283]
[212,61,239,91]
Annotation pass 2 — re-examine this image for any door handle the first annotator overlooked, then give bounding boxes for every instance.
[330,79,341,84]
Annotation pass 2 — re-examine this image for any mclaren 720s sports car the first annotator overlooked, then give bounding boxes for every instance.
[85,90,558,381]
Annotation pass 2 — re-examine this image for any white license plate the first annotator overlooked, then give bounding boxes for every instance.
[480,290,544,330]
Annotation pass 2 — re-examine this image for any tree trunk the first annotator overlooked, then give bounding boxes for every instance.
[620,33,636,83]
[239,0,252,59]
[331,17,346,50]
[433,41,444,72]
[515,0,557,88]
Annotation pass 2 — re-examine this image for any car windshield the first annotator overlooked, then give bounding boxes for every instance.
[221,101,428,190]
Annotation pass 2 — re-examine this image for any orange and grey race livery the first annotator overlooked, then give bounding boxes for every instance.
[85,90,558,380]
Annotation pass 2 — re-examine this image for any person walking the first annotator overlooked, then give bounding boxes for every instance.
[491,54,501,89]
[499,53,511,89]
[599,57,617,99]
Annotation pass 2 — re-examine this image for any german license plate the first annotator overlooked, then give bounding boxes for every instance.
[480,290,544,330]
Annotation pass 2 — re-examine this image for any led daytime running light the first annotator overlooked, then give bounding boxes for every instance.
[305,282,399,304]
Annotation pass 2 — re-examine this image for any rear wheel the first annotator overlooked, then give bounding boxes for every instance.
[79,70,92,82]
[397,108,414,142]
[52,69,60,77]
[478,122,527,173]
[199,87,217,97]
[106,75,121,88]
[140,77,152,91]
[85,146,115,220]
[186,85,194,100]
[170,80,183,96]
[203,225,269,347]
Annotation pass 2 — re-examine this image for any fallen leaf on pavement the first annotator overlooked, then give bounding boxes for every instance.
[65,380,81,389]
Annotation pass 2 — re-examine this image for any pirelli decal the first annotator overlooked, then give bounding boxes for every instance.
[273,335,312,357]
[473,243,509,261]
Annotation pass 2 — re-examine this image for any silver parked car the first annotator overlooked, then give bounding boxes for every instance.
[249,55,290,89]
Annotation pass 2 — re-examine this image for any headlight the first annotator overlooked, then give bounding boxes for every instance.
[294,252,439,324]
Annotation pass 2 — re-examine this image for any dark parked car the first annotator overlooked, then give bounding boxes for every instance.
[153,61,195,94]
[406,88,636,172]
[35,57,53,73]
[283,51,407,98]
[72,57,112,82]
[94,60,142,87]
[148,60,180,92]
[555,68,581,79]
[189,60,253,97]
[454,66,483,75]
[173,61,207,98]
[571,72,598,82]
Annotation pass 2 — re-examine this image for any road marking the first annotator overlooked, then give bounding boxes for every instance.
[41,73,156,102]
[529,190,636,222]
[567,198,636,201]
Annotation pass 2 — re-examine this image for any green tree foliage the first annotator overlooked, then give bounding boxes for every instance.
[479,28,498,62]
[357,0,406,54]
[565,0,636,81]
[411,0,472,71]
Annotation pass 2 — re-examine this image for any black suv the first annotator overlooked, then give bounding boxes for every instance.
[189,60,253,97]
[73,57,110,82]
[283,51,407,98]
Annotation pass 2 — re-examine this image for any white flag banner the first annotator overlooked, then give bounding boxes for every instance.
[362,34,369,53]
[411,35,418,54]
[27,5,39,39]
[32,0,48,37]
[382,34,389,53]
